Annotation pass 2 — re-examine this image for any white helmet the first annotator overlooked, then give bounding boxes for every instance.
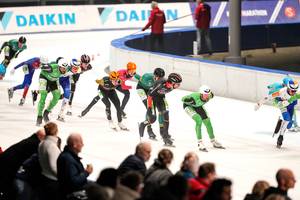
[40,55,48,64]
[70,58,80,67]
[58,58,69,69]
[199,85,211,95]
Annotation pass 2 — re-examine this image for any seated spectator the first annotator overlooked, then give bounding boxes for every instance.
[118,142,152,177]
[0,128,45,199]
[86,183,110,200]
[244,180,270,200]
[262,168,296,200]
[142,148,173,199]
[202,178,232,200]
[112,171,143,200]
[188,162,216,200]
[14,153,41,200]
[176,151,199,179]
[38,122,61,200]
[57,133,93,199]
[142,175,188,200]
[96,168,119,199]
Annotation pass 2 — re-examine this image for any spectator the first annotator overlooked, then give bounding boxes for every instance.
[96,168,119,199]
[86,183,110,200]
[244,180,270,200]
[142,1,166,52]
[57,133,93,199]
[112,171,144,200]
[265,194,285,200]
[262,168,296,200]
[188,162,216,200]
[202,178,232,200]
[195,0,212,55]
[142,174,188,200]
[176,151,199,179]
[118,142,152,177]
[142,148,173,199]
[38,122,61,200]
[0,128,45,199]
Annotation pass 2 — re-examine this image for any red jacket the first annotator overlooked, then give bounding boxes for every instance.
[195,3,211,29]
[188,177,210,200]
[143,7,166,34]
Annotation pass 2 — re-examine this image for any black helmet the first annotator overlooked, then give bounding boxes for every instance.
[18,36,26,44]
[81,54,90,64]
[154,68,165,78]
[167,73,182,83]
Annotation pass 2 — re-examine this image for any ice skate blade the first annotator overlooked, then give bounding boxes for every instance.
[163,143,175,147]
[199,148,208,152]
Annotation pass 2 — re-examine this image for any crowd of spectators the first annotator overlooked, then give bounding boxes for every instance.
[0,122,296,200]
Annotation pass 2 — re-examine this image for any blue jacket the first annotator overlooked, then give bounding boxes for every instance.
[57,146,88,196]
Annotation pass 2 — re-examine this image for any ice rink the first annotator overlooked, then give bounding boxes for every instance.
[0,30,299,199]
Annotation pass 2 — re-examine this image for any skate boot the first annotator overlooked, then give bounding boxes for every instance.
[121,110,127,119]
[66,106,72,116]
[147,126,157,140]
[139,122,147,137]
[43,110,50,123]
[163,137,174,146]
[36,116,43,126]
[31,90,38,106]
[211,139,225,149]
[57,115,65,122]
[19,98,25,106]
[118,122,129,131]
[109,120,117,131]
[198,140,208,152]
[277,135,283,148]
[7,88,14,102]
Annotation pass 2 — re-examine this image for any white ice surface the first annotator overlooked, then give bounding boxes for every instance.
[0,31,299,199]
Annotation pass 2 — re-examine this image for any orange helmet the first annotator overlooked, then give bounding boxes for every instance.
[109,71,119,80]
[127,62,137,71]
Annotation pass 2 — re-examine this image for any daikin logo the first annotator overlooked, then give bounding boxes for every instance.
[98,7,113,24]
[0,11,13,30]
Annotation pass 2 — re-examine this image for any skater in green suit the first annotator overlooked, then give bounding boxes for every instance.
[36,57,68,126]
[182,85,224,152]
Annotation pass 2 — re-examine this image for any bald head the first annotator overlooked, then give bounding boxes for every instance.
[276,168,296,190]
[67,133,84,154]
[135,142,151,162]
[36,128,46,141]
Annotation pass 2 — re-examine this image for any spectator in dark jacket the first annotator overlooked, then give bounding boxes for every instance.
[244,180,270,200]
[0,128,45,199]
[118,142,152,177]
[194,0,212,55]
[202,178,232,200]
[188,162,216,200]
[262,169,296,200]
[142,1,166,52]
[96,168,119,199]
[57,133,93,199]
[142,148,173,199]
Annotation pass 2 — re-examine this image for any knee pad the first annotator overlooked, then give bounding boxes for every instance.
[70,83,76,92]
[148,114,157,124]
[94,95,100,103]
[162,110,169,121]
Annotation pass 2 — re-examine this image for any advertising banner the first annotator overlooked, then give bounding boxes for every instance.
[189,0,300,27]
[0,3,194,34]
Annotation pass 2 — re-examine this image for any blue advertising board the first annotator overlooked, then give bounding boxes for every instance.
[189,0,300,27]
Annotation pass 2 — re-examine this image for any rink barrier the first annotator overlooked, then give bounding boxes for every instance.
[110,31,300,103]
